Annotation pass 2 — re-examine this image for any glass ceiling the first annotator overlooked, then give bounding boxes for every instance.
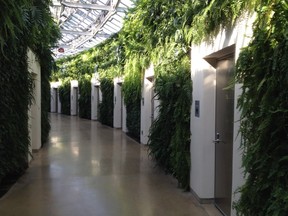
[50,0,134,59]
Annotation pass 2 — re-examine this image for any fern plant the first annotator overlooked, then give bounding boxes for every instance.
[59,80,71,115]
[79,75,92,119]
[148,54,192,190]
[234,1,288,215]
[122,55,143,140]
[0,0,59,183]
[99,78,114,127]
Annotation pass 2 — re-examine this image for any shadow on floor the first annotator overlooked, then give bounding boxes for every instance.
[0,171,25,198]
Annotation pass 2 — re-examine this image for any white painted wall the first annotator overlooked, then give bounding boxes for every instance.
[91,77,101,120]
[231,84,243,216]
[91,85,100,120]
[50,81,61,113]
[27,48,41,152]
[50,87,57,113]
[122,96,128,133]
[113,77,123,128]
[190,14,255,214]
[57,89,61,113]
[140,64,154,144]
[70,80,78,116]
[190,50,216,199]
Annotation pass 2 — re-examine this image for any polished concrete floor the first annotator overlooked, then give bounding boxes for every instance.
[0,114,221,216]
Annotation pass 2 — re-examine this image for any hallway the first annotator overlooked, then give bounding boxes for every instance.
[0,114,218,216]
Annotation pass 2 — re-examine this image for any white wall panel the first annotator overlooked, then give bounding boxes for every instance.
[113,77,122,128]
[27,48,41,152]
[190,14,255,214]
[140,64,154,144]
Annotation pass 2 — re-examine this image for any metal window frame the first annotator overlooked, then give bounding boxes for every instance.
[51,0,134,59]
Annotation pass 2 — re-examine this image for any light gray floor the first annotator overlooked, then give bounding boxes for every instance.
[0,114,220,216]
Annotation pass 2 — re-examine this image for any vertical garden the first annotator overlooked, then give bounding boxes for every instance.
[0,0,60,182]
[52,0,248,191]
[234,1,288,215]
[52,0,288,214]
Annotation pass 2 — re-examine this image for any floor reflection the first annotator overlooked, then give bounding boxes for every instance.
[0,113,218,216]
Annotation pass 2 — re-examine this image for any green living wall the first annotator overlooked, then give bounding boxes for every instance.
[53,35,121,127]
[234,1,288,215]
[99,78,114,127]
[52,0,249,190]
[59,80,71,115]
[39,49,55,144]
[122,55,142,140]
[79,75,92,119]
[0,39,32,181]
[52,0,288,214]
[0,0,59,182]
[148,54,192,190]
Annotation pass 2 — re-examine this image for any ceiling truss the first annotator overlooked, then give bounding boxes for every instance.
[50,0,134,58]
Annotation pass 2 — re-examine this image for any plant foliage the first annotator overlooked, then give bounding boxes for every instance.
[0,0,60,182]
[0,39,32,181]
[59,80,71,115]
[148,54,192,190]
[38,49,54,144]
[51,0,288,203]
[52,0,249,190]
[234,1,288,215]
[99,78,114,127]
[53,35,122,124]
[122,55,143,140]
[79,75,92,119]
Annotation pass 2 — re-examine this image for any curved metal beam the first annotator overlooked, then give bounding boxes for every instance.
[74,0,122,49]
[61,1,113,11]
[61,29,110,38]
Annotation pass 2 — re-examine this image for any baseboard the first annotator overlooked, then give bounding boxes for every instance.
[32,149,40,153]
[190,188,215,204]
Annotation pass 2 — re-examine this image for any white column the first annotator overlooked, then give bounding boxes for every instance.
[189,16,254,209]
[190,45,216,200]
[140,64,154,144]
[50,81,61,113]
[70,80,78,116]
[57,88,61,113]
[91,77,100,120]
[113,77,122,128]
[27,48,41,152]
[122,96,128,133]
[50,87,57,113]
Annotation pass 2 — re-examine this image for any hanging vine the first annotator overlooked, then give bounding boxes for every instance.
[99,78,114,127]
[122,55,143,140]
[0,0,60,183]
[148,41,192,189]
[51,1,288,207]
[79,75,92,119]
[234,1,288,215]
[58,79,71,115]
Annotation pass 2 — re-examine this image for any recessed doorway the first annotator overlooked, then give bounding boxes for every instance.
[214,56,235,216]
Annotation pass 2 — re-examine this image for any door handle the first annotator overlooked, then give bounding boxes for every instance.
[213,139,222,144]
[213,139,225,144]
[213,133,223,144]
